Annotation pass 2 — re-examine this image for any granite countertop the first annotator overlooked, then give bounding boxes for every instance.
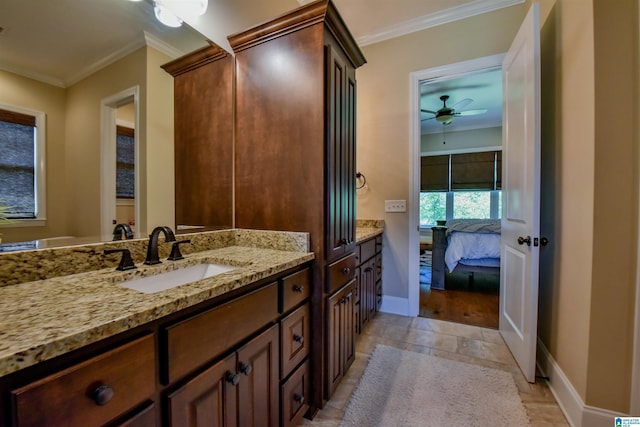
[355,219,384,242]
[0,244,313,377]
[0,224,382,378]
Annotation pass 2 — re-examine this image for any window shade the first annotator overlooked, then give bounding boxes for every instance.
[451,151,495,190]
[0,109,37,218]
[421,150,501,192]
[420,155,448,191]
[116,126,135,199]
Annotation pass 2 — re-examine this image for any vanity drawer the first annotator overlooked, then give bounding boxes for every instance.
[280,303,310,378]
[360,238,376,263]
[281,360,310,427]
[11,334,156,427]
[280,267,310,313]
[326,253,356,294]
[164,282,278,383]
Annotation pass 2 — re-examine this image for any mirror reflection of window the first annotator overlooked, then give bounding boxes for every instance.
[116,125,135,200]
[0,106,45,220]
[115,101,136,229]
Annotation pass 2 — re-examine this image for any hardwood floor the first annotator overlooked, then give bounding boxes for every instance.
[420,271,500,329]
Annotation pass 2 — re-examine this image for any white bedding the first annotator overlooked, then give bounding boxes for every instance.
[445,231,501,272]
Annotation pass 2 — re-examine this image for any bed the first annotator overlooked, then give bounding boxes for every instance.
[430,219,501,290]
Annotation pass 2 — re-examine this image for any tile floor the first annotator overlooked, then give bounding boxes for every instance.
[303,312,569,426]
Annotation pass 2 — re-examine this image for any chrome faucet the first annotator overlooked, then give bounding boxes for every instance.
[144,226,177,265]
[112,223,134,240]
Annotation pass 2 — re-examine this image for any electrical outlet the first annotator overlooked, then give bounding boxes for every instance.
[385,200,406,212]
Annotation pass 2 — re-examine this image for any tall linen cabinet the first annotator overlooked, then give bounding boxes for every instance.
[229,0,366,411]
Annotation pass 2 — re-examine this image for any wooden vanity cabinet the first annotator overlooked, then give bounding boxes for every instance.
[355,234,383,335]
[167,324,280,427]
[10,334,156,427]
[162,41,234,230]
[230,0,366,410]
[0,264,312,427]
[326,280,355,398]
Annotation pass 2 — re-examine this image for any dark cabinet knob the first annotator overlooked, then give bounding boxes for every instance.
[293,285,305,293]
[91,384,114,406]
[239,363,252,376]
[342,267,351,275]
[293,334,304,345]
[226,372,240,386]
[294,394,305,404]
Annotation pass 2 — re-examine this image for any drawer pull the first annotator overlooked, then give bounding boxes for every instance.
[293,334,304,345]
[91,384,114,406]
[342,267,351,275]
[226,372,240,386]
[239,363,252,376]
[293,285,305,293]
[294,394,305,404]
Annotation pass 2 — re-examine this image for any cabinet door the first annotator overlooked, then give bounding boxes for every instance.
[367,258,377,320]
[326,285,345,397]
[237,325,279,427]
[326,43,356,262]
[167,353,238,427]
[360,259,374,328]
[343,284,355,372]
[325,280,355,398]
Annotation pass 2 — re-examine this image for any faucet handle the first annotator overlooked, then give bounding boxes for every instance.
[104,249,137,271]
[168,240,191,261]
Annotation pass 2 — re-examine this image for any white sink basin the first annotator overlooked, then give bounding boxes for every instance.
[119,263,238,294]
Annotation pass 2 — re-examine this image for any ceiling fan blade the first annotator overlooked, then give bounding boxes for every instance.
[452,98,473,110]
[421,109,437,115]
[421,116,436,121]
[457,109,487,116]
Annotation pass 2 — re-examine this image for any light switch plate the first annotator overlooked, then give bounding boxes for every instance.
[385,200,406,212]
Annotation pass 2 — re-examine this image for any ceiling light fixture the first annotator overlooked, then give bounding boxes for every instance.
[435,114,453,125]
[148,0,208,28]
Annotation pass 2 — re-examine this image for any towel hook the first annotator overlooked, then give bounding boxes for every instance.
[356,171,367,189]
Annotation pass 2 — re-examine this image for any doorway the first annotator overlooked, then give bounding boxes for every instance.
[408,54,505,326]
[100,87,140,239]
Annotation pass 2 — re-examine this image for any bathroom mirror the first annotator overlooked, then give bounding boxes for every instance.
[0,0,230,249]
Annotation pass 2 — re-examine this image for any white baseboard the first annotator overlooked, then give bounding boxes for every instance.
[536,338,629,426]
[379,296,409,316]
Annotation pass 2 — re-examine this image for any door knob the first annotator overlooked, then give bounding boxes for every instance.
[517,236,531,246]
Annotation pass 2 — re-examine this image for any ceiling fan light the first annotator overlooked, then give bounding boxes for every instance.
[436,114,453,124]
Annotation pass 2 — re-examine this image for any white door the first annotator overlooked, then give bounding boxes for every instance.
[499,3,541,383]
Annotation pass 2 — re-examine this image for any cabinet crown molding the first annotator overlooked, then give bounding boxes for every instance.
[228,0,366,68]
[162,41,230,76]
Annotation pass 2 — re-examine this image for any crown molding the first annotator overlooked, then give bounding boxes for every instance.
[356,0,524,46]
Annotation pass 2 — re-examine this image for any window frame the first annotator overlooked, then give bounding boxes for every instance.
[419,147,502,229]
[0,103,47,227]
[419,189,501,228]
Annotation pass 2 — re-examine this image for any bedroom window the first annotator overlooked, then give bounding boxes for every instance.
[0,105,46,223]
[420,150,501,226]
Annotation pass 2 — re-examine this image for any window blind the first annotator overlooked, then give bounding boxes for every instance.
[421,150,501,192]
[420,155,449,191]
[116,125,135,199]
[0,108,36,218]
[451,151,495,190]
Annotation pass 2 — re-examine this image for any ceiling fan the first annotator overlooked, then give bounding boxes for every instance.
[421,95,487,125]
